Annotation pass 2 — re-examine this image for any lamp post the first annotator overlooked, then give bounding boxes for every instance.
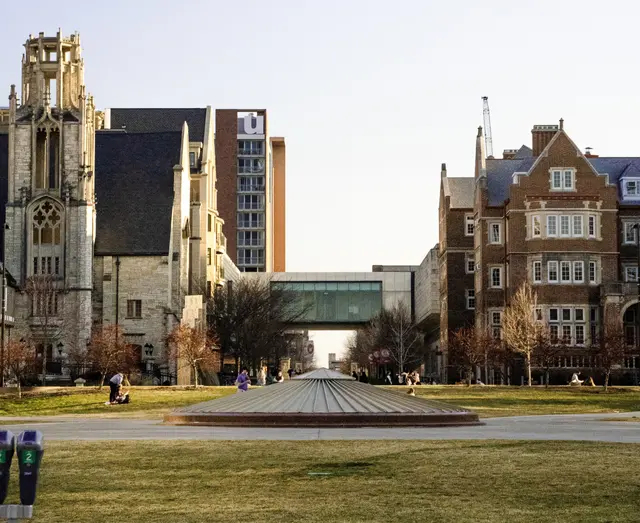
[0,222,9,388]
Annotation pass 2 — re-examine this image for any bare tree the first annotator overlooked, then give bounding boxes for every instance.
[502,282,543,387]
[206,277,311,373]
[532,330,563,388]
[86,324,135,389]
[447,327,484,385]
[343,329,374,371]
[369,302,422,374]
[596,315,628,392]
[166,324,219,387]
[5,339,37,398]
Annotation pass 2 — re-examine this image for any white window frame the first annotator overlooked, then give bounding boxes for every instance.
[466,289,475,310]
[533,261,542,283]
[573,261,584,283]
[549,307,559,322]
[574,308,585,323]
[490,310,502,339]
[575,324,585,346]
[625,180,639,197]
[572,215,583,237]
[548,261,558,283]
[560,261,571,283]
[549,168,575,191]
[547,215,557,237]
[625,266,638,283]
[562,308,572,322]
[465,214,474,236]
[560,215,570,237]
[588,215,596,238]
[489,222,502,244]
[561,324,573,344]
[624,222,638,244]
[465,253,475,274]
[532,216,541,238]
[589,261,597,284]
[489,266,503,289]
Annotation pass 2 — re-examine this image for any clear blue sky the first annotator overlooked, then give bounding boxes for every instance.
[2,0,639,365]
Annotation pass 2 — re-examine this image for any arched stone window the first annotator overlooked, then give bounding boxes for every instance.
[30,198,64,277]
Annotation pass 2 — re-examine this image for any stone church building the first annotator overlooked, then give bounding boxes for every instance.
[0,31,227,379]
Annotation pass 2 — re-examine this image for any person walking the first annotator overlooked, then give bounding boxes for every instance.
[109,372,123,404]
[235,368,250,393]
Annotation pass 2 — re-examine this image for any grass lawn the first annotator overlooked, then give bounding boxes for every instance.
[1,440,638,523]
[0,385,639,419]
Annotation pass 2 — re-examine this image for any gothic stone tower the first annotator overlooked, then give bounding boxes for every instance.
[5,31,95,359]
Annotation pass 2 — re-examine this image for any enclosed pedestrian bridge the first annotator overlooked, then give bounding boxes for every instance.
[246,270,414,329]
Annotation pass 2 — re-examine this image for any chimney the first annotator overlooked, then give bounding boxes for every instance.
[503,149,518,160]
[441,163,447,179]
[531,124,559,156]
[584,147,599,158]
[475,126,486,178]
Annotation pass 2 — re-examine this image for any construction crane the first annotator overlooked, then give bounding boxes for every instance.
[481,96,494,158]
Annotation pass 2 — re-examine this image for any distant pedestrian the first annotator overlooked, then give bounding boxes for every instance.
[287,368,294,379]
[275,370,285,383]
[108,372,123,404]
[385,371,393,385]
[352,371,358,380]
[235,367,250,393]
[359,370,368,383]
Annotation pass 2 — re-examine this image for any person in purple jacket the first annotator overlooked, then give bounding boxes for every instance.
[235,368,250,393]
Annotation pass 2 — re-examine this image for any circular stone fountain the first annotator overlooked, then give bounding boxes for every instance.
[164,369,482,427]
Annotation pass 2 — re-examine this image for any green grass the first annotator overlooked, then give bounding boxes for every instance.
[2,440,639,522]
[1,385,639,419]
[0,386,235,418]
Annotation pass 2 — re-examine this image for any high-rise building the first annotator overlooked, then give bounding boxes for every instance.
[215,109,286,272]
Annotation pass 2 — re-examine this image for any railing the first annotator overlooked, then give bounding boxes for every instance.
[238,165,265,174]
[238,184,265,193]
[601,282,640,297]
[238,148,264,156]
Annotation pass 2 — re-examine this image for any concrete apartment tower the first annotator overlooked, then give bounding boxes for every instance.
[5,31,95,356]
[215,109,286,272]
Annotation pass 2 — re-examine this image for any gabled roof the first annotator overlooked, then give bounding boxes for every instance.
[109,108,207,143]
[443,177,475,209]
[94,131,182,256]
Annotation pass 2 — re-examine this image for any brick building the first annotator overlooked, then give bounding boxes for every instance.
[439,121,640,384]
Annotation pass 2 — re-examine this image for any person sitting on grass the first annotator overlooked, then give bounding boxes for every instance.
[114,387,130,404]
[407,387,416,396]
[569,372,584,386]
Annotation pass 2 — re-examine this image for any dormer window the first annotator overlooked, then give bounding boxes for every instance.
[623,179,640,199]
[550,168,575,191]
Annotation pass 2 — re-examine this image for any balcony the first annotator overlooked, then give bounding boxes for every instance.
[216,232,227,254]
[601,282,640,298]
[238,184,266,193]
[238,148,265,157]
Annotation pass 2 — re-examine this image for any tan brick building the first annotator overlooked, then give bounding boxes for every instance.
[440,121,640,384]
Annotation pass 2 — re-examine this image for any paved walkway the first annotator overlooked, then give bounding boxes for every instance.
[1,412,639,442]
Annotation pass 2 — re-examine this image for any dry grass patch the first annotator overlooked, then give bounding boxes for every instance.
[1,440,638,523]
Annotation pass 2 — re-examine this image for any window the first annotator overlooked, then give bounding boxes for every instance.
[560,261,571,283]
[547,215,557,237]
[126,300,142,318]
[562,325,572,344]
[207,214,212,232]
[625,266,638,282]
[589,261,597,284]
[550,325,559,343]
[548,261,558,283]
[550,168,575,191]
[32,291,59,317]
[533,261,542,283]
[238,158,265,174]
[237,248,265,266]
[237,212,265,229]
[465,253,475,274]
[532,216,541,238]
[238,230,264,247]
[490,266,502,288]
[189,151,197,168]
[489,223,502,244]
[465,214,474,236]
[572,215,583,237]
[207,248,212,266]
[562,308,572,322]
[206,281,212,297]
[573,261,584,283]
[238,195,264,210]
[625,180,639,196]
[624,222,638,244]
[466,289,475,310]
[534,308,543,321]
[549,308,559,322]
[560,215,570,237]
[31,199,63,277]
[588,215,596,238]
[238,176,265,192]
[490,311,502,339]
[575,308,585,322]
[238,140,264,156]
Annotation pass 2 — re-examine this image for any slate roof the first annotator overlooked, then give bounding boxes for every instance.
[109,108,207,143]
[443,177,475,209]
[94,131,181,256]
[0,134,7,261]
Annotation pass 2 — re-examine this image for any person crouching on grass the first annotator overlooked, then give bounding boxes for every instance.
[108,372,123,404]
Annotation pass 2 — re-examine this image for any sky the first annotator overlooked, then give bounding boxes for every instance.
[3,0,640,367]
